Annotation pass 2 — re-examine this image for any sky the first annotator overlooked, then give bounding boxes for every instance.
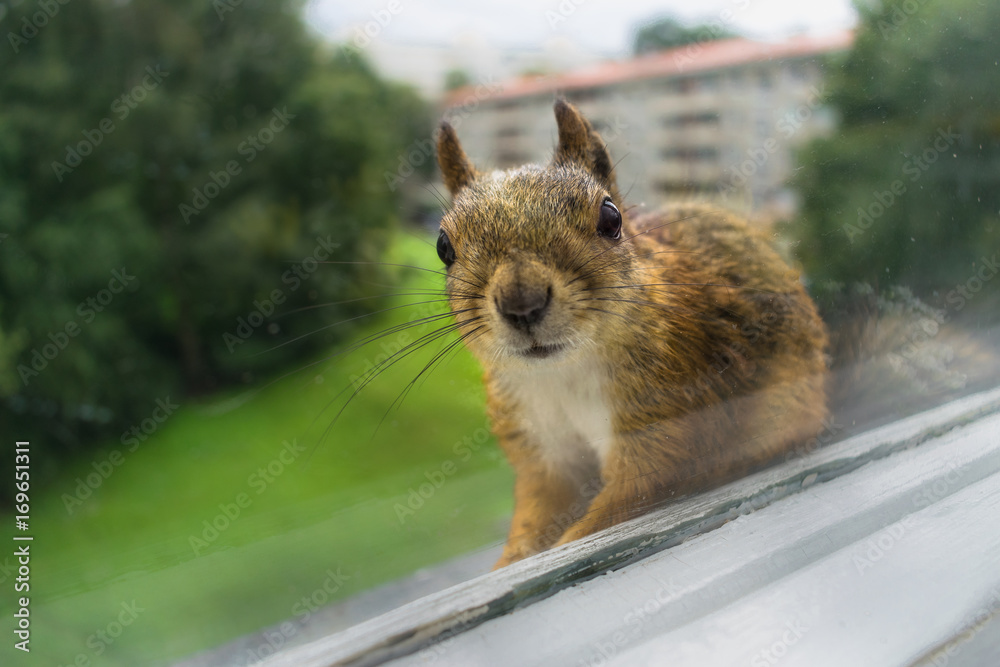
[306,0,859,56]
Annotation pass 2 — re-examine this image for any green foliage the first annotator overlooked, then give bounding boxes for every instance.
[0,234,512,664]
[0,0,432,487]
[789,0,1000,296]
[444,68,472,91]
[632,15,738,56]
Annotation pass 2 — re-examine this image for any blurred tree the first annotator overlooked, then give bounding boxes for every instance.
[444,68,472,91]
[0,0,430,483]
[633,16,738,56]
[789,0,1000,296]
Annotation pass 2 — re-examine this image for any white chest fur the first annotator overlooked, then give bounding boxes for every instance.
[500,355,615,476]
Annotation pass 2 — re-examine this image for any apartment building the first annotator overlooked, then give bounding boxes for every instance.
[442,32,853,221]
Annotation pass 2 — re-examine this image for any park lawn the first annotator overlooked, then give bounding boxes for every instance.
[1,232,513,665]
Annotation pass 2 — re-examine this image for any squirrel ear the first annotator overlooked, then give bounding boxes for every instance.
[552,98,617,194]
[437,121,478,197]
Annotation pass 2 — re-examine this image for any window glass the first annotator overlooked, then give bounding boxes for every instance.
[2,1,997,664]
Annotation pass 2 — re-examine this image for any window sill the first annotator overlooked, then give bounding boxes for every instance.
[260,385,1000,667]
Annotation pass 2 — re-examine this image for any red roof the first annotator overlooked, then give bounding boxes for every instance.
[444,31,853,107]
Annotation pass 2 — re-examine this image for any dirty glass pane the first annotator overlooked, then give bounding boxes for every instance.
[1,0,997,664]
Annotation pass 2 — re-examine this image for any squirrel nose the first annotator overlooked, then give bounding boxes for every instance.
[497,285,552,331]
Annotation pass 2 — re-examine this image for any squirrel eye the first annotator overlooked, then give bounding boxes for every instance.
[597,199,622,240]
[437,229,456,267]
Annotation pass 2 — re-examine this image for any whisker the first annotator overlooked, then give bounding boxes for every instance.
[271,292,480,320]
[350,282,486,302]
[572,305,636,324]
[611,151,630,173]
[449,256,491,294]
[278,309,484,398]
[409,229,439,249]
[570,215,703,282]
[568,214,698,285]
[250,300,477,357]
[313,317,486,447]
[571,254,704,285]
[423,184,452,214]
[322,312,483,407]
[586,282,780,296]
[374,324,488,433]
[576,297,748,323]
[317,259,486,292]
[301,324,472,463]
[214,312,473,438]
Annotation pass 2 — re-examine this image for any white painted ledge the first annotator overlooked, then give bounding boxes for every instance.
[260,386,1000,667]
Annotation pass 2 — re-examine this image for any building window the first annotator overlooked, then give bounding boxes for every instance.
[662,112,721,128]
[566,88,600,103]
[495,126,523,138]
[495,150,530,167]
[700,74,721,91]
[656,180,712,195]
[661,147,720,161]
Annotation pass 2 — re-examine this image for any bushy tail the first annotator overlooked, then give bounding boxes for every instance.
[812,283,999,429]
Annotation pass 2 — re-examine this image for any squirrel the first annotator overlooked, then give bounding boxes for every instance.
[434,99,829,570]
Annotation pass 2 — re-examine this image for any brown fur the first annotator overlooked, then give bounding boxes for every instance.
[436,100,829,569]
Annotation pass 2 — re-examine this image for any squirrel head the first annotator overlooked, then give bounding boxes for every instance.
[435,100,639,367]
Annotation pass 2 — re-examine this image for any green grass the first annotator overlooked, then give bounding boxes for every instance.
[0,232,513,665]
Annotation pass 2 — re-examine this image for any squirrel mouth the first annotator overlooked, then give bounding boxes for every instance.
[521,342,566,359]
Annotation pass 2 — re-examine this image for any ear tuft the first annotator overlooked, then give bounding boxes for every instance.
[551,99,617,195]
[437,121,478,197]
[553,98,590,165]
